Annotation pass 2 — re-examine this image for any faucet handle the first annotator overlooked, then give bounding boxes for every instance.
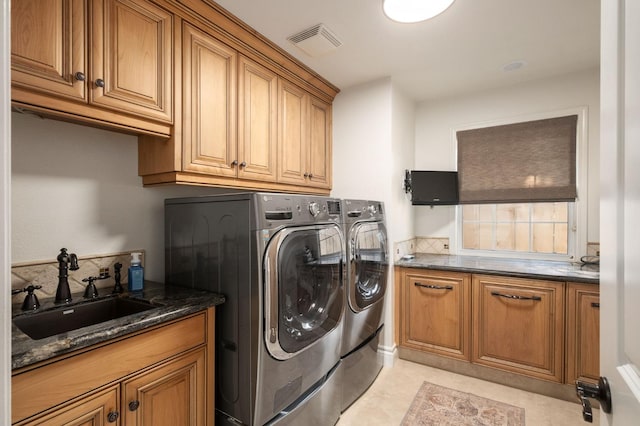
[69,253,79,271]
[13,285,43,310]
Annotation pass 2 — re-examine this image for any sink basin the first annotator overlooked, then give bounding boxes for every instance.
[13,297,157,340]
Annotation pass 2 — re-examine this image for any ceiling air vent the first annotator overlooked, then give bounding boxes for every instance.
[287,24,342,57]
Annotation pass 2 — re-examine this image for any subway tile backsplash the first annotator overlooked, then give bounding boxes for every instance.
[11,250,145,306]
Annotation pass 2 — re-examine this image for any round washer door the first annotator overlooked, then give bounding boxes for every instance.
[264,224,344,360]
[348,221,388,312]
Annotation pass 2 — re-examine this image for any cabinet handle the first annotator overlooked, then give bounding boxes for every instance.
[74,71,86,81]
[128,400,140,411]
[414,282,453,290]
[490,291,541,301]
[591,302,600,308]
[95,78,105,88]
[304,172,309,178]
[107,411,119,422]
[231,160,238,166]
[240,161,246,168]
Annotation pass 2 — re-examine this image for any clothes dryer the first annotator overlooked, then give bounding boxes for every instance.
[339,199,389,411]
[165,192,345,425]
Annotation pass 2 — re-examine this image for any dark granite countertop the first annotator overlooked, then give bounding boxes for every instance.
[394,253,599,284]
[12,281,224,370]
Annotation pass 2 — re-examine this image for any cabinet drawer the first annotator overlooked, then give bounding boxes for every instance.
[400,269,471,361]
[472,275,564,382]
[12,312,207,423]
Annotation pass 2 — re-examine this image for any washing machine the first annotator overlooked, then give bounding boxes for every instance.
[339,199,389,411]
[165,192,345,425]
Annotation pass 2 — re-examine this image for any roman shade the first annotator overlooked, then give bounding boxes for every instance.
[456,115,578,204]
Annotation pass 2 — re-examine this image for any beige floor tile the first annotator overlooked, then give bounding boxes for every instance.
[337,359,600,425]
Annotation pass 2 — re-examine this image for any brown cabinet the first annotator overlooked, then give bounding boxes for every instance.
[566,282,600,385]
[12,308,214,426]
[11,0,87,101]
[11,0,174,135]
[122,348,206,426]
[237,55,278,182]
[16,386,119,426]
[399,269,471,361]
[181,21,238,177]
[277,79,332,189]
[472,274,565,383]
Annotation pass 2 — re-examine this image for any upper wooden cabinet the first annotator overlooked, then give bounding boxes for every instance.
[12,0,338,192]
[90,0,173,122]
[181,21,238,177]
[11,0,173,135]
[11,0,87,101]
[277,79,331,189]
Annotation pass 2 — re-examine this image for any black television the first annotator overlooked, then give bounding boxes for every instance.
[410,171,459,206]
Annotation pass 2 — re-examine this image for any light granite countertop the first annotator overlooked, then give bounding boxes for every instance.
[394,253,599,284]
[12,281,224,370]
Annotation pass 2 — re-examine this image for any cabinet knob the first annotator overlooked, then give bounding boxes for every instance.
[95,78,105,88]
[74,72,86,81]
[231,160,238,166]
[304,173,309,178]
[240,161,246,168]
[128,400,140,411]
[308,173,313,179]
[107,411,119,422]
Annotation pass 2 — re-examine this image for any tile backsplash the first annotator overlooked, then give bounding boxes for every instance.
[393,237,450,261]
[11,250,145,305]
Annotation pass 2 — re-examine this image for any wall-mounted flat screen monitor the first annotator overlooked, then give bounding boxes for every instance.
[411,171,459,205]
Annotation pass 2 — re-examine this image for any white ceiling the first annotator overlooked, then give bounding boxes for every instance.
[212,0,600,101]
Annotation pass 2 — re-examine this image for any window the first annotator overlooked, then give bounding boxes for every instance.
[455,111,584,260]
[461,202,572,255]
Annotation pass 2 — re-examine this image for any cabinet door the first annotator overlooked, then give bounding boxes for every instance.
[277,79,308,185]
[182,22,237,177]
[11,0,86,101]
[237,56,277,182]
[122,349,206,426]
[401,269,471,361]
[307,96,332,189]
[23,386,120,426]
[566,282,600,384]
[472,275,564,382]
[91,0,173,122]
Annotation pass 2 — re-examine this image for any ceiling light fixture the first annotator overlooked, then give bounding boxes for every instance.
[383,0,455,23]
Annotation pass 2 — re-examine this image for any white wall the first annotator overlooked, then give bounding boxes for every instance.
[332,77,415,362]
[11,113,218,280]
[413,68,600,253]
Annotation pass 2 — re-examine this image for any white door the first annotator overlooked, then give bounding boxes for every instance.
[600,0,640,424]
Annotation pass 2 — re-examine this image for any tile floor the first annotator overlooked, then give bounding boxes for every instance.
[337,359,600,425]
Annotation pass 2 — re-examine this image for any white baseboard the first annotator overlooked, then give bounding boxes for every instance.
[378,343,398,367]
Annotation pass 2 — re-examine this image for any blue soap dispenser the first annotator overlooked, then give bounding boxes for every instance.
[128,252,144,291]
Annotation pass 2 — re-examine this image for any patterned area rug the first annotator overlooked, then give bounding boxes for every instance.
[401,381,525,426]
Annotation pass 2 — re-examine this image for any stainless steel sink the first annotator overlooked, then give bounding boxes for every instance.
[13,297,157,340]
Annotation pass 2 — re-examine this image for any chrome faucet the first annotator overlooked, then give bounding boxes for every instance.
[55,248,79,303]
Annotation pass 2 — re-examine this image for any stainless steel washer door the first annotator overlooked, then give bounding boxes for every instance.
[264,224,344,360]
[349,221,388,312]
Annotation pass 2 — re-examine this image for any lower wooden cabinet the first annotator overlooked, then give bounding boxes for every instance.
[16,386,120,426]
[398,269,471,361]
[12,308,214,426]
[472,274,565,383]
[566,282,600,384]
[396,267,600,388]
